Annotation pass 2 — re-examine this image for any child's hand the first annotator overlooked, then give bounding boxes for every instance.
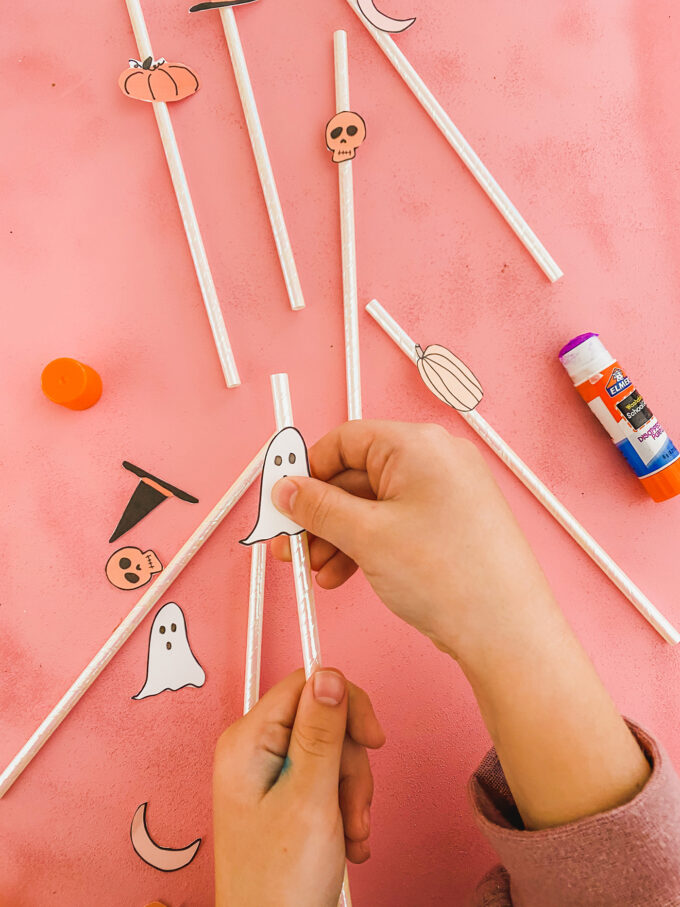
[213,668,385,907]
[270,420,553,661]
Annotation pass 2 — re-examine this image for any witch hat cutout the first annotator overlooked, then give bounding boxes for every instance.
[110,462,198,543]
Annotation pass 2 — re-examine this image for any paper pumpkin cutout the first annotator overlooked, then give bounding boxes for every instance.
[130,802,201,872]
[189,0,257,10]
[415,344,484,413]
[357,0,415,33]
[325,112,366,163]
[106,547,162,591]
[240,427,310,545]
[110,462,198,544]
[119,57,199,103]
[133,603,205,700]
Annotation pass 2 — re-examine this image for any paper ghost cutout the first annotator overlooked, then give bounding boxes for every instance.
[133,603,205,700]
[240,427,310,545]
[130,801,201,872]
[106,547,163,591]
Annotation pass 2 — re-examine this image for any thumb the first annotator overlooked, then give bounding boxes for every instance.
[272,476,371,557]
[285,669,348,801]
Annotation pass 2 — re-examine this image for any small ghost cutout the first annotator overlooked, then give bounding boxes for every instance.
[325,111,366,162]
[240,427,311,545]
[106,547,163,590]
[133,602,205,700]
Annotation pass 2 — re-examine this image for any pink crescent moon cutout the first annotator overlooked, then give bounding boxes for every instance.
[130,802,201,872]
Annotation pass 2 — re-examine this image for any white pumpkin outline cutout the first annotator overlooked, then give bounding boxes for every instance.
[240,427,311,545]
[133,602,205,700]
[415,343,484,413]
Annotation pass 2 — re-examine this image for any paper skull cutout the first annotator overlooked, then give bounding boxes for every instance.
[240,427,310,545]
[133,602,205,700]
[106,547,163,590]
[325,111,366,162]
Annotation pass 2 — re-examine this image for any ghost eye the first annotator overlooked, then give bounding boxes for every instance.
[288,453,296,464]
[119,557,131,569]
[331,126,343,139]
[159,625,166,634]
[171,623,177,632]
[347,125,358,136]
[274,455,283,465]
[124,572,139,584]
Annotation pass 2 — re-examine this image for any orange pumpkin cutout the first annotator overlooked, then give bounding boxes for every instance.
[119,56,199,103]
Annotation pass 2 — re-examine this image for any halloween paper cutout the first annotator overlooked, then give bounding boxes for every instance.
[189,0,256,10]
[130,802,201,872]
[415,344,484,413]
[325,112,366,162]
[106,547,163,591]
[240,427,310,545]
[133,603,205,700]
[119,57,199,102]
[357,0,415,33]
[110,462,198,543]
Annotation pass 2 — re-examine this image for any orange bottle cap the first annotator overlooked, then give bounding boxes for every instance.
[41,358,102,410]
[144,902,169,907]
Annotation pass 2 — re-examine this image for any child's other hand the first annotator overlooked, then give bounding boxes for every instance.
[213,668,384,907]
[271,420,554,660]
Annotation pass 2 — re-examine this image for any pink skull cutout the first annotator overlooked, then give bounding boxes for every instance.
[106,547,163,590]
[325,111,366,162]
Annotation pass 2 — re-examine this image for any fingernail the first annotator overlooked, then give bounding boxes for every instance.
[313,670,345,705]
[362,807,371,836]
[272,477,298,516]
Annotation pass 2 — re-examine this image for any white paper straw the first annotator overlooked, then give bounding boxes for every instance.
[334,31,362,421]
[218,9,305,311]
[366,299,680,645]
[243,542,266,714]
[124,0,240,387]
[344,0,562,283]
[0,441,270,798]
[269,373,352,907]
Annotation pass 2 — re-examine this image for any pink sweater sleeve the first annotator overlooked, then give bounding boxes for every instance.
[468,722,680,906]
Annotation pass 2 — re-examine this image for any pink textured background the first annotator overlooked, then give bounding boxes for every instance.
[2,1,680,904]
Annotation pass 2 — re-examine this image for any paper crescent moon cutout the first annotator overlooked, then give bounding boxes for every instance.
[357,0,415,34]
[130,802,201,872]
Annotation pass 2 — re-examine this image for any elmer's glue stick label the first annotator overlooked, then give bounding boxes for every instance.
[559,333,680,502]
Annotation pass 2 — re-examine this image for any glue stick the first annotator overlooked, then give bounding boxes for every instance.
[559,333,680,502]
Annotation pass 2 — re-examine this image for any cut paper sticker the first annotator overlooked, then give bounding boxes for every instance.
[110,462,198,544]
[325,112,366,163]
[133,602,205,700]
[240,427,310,545]
[130,802,201,872]
[106,547,163,591]
[357,0,415,33]
[119,57,199,103]
[189,0,257,10]
[415,344,484,413]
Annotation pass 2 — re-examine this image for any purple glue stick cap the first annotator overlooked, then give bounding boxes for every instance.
[558,332,599,360]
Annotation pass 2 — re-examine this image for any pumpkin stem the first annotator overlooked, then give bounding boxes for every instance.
[142,56,153,70]
[415,344,424,360]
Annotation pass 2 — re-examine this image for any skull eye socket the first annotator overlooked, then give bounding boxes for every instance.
[124,572,139,584]
[347,125,358,136]
[330,126,343,139]
[119,557,132,569]
[171,623,177,632]
[288,453,296,464]
[160,625,166,634]
[274,455,283,466]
